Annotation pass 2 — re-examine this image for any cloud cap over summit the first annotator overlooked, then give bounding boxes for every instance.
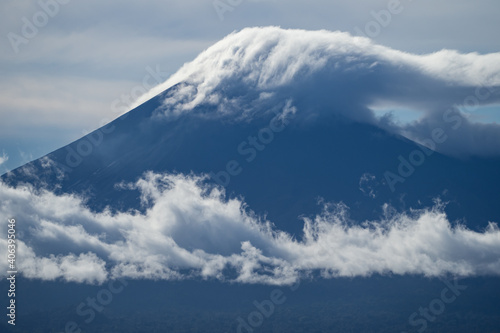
[135,27,500,157]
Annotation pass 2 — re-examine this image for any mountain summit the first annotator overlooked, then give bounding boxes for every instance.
[1,26,500,332]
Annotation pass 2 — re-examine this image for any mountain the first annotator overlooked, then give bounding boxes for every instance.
[1,27,500,332]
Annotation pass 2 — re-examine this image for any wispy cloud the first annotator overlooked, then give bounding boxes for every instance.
[1,171,499,285]
[0,151,8,166]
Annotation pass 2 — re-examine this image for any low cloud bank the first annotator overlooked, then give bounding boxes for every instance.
[1,172,499,285]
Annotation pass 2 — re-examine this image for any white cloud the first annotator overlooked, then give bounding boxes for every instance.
[135,27,500,157]
[0,151,8,165]
[1,172,500,285]
[137,27,500,107]
[18,247,108,285]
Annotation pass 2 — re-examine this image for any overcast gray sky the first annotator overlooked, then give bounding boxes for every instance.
[1,0,499,172]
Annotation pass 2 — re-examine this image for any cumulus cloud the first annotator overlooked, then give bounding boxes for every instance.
[135,27,500,157]
[1,172,500,285]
